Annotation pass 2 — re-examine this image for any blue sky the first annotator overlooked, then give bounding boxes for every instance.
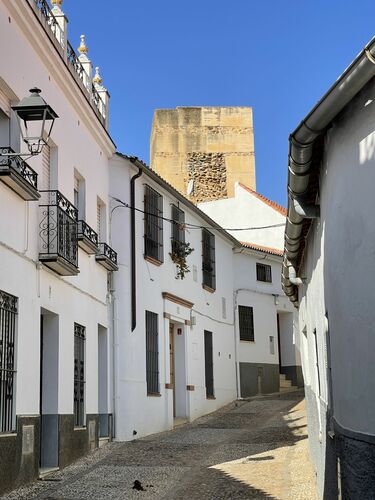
[67,0,375,206]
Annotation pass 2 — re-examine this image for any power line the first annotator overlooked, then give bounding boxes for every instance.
[110,196,285,232]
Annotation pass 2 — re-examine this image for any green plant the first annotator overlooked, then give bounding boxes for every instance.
[169,240,194,279]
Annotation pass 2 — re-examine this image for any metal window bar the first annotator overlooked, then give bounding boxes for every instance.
[145,311,159,394]
[204,330,214,397]
[0,290,17,433]
[171,204,185,253]
[33,0,63,46]
[144,185,163,262]
[74,323,85,427]
[39,191,78,267]
[0,147,38,190]
[256,263,272,283]
[238,305,254,342]
[202,229,216,289]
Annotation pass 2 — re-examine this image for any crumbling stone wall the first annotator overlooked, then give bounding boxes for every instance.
[187,152,226,203]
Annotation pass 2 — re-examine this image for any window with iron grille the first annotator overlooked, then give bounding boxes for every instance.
[256,263,272,283]
[144,185,163,262]
[74,323,85,427]
[0,290,17,433]
[145,311,159,394]
[239,305,254,342]
[202,229,216,290]
[171,204,185,253]
[204,330,214,398]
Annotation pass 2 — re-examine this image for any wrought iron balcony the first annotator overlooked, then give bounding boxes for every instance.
[39,190,79,276]
[95,243,118,271]
[0,147,39,200]
[77,220,99,254]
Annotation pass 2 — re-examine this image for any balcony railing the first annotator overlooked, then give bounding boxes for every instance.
[39,190,79,276]
[32,0,106,123]
[0,147,39,200]
[77,220,99,254]
[96,243,118,271]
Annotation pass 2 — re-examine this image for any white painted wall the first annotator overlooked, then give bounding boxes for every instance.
[0,1,114,424]
[199,182,285,250]
[110,156,237,440]
[297,77,375,435]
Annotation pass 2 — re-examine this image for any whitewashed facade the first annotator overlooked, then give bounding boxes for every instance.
[199,182,302,397]
[0,0,116,494]
[282,37,375,499]
[110,155,238,441]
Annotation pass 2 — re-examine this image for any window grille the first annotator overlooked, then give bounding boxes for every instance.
[204,330,214,397]
[74,323,85,427]
[145,311,159,394]
[144,185,163,262]
[202,229,216,290]
[256,263,272,283]
[0,290,17,433]
[239,305,254,341]
[171,204,185,253]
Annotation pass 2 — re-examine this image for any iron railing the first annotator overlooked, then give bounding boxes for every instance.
[67,41,85,82]
[0,290,17,433]
[77,220,99,247]
[97,243,117,266]
[39,190,78,268]
[0,147,38,190]
[74,323,85,427]
[33,0,64,45]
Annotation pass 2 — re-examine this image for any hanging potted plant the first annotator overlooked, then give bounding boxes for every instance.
[170,239,194,279]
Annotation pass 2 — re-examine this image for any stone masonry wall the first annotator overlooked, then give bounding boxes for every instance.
[187,152,226,203]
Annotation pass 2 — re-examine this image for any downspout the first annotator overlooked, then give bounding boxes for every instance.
[130,167,142,331]
[283,36,375,304]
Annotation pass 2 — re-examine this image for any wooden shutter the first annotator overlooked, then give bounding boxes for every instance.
[41,145,50,191]
[97,202,101,240]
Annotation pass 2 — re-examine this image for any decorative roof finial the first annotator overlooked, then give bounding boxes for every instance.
[78,35,88,54]
[93,67,103,85]
[51,0,63,5]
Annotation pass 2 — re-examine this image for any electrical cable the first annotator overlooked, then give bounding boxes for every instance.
[110,196,285,232]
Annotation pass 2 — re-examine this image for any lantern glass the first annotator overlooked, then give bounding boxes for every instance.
[11,88,58,155]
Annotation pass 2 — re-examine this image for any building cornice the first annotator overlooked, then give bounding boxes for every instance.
[6,1,115,156]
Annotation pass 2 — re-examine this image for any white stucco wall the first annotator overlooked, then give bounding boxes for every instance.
[297,76,375,436]
[0,1,114,422]
[199,182,285,250]
[110,156,237,440]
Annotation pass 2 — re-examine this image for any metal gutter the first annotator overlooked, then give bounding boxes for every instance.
[283,36,375,305]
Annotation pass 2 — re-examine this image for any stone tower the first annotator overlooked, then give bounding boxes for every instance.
[150,106,256,203]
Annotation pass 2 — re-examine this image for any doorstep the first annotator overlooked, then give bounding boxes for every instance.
[39,467,59,480]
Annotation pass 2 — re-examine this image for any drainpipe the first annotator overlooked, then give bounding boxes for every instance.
[130,167,142,331]
[283,37,375,303]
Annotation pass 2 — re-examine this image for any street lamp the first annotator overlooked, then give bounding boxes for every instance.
[11,87,58,156]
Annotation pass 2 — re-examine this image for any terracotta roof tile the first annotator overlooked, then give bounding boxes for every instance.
[238,183,287,216]
[240,241,283,256]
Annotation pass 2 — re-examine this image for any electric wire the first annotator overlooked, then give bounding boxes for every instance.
[110,196,285,231]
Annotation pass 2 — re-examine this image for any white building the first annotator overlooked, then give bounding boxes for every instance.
[282,36,375,499]
[110,155,238,440]
[199,181,302,397]
[0,0,117,494]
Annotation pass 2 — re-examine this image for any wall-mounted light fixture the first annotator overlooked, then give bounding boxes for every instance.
[7,87,58,156]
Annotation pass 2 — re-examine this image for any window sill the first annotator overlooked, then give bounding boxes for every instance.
[203,284,215,293]
[0,431,17,438]
[144,255,162,267]
[256,280,272,284]
[206,395,216,400]
[74,426,87,431]
[240,340,255,343]
[147,392,162,397]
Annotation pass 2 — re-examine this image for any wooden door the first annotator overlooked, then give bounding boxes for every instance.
[169,324,176,416]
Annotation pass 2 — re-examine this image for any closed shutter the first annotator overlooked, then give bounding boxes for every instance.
[41,145,50,191]
[0,88,10,117]
[97,202,101,240]
[204,330,214,397]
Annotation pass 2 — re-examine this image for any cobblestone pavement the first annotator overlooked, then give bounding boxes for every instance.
[2,390,317,500]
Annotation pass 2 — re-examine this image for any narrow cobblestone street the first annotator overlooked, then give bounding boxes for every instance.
[2,391,317,500]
